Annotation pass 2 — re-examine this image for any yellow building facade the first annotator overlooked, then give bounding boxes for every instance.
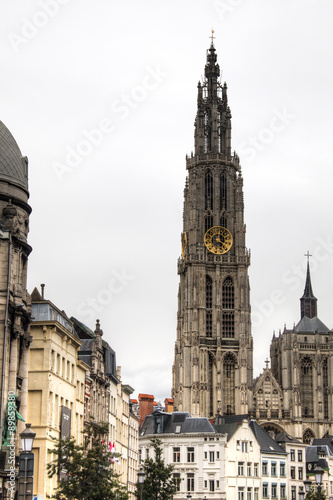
[28,287,88,500]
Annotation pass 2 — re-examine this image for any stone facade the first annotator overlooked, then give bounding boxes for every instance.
[0,121,33,495]
[28,287,88,499]
[172,42,333,444]
[172,43,253,419]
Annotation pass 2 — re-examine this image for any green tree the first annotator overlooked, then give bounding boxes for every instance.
[305,486,326,499]
[47,421,128,500]
[136,438,178,500]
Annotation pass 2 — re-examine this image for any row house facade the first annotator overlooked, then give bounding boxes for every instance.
[139,411,312,500]
[29,287,88,499]
[140,410,227,499]
[28,288,139,499]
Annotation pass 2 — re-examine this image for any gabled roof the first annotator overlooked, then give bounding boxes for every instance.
[275,431,302,444]
[295,316,330,334]
[213,414,249,441]
[249,421,287,455]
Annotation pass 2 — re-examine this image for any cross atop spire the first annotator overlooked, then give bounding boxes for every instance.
[304,250,312,262]
[210,29,216,45]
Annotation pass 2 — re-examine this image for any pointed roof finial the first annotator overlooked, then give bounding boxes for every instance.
[265,358,269,369]
[210,28,216,45]
[300,252,317,319]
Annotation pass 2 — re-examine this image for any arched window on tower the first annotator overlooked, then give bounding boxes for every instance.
[205,213,213,234]
[217,107,225,153]
[223,353,235,415]
[222,277,234,338]
[220,214,227,229]
[323,358,329,419]
[204,108,211,153]
[205,171,213,210]
[220,171,227,210]
[300,356,313,418]
[206,275,213,337]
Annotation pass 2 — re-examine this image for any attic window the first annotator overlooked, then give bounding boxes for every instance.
[175,425,181,434]
[269,446,275,451]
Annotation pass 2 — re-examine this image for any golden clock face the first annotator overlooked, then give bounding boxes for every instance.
[204,226,233,255]
[181,232,187,259]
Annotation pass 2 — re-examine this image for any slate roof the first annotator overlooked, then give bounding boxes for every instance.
[141,411,216,436]
[301,261,317,300]
[0,121,28,190]
[275,431,302,444]
[249,420,287,455]
[214,414,249,441]
[312,439,333,454]
[295,316,330,333]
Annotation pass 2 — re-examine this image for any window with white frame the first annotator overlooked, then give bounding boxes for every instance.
[238,462,244,475]
[187,447,194,463]
[262,483,268,498]
[238,487,245,500]
[262,461,268,476]
[280,461,286,477]
[280,484,286,499]
[173,447,180,462]
[187,473,194,492]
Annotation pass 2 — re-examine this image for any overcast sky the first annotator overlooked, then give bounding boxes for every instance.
[1,0,333,402]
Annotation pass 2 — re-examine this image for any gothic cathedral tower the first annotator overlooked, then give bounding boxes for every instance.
[172,42,253,418]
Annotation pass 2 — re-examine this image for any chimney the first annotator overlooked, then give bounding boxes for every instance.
[164,398,174,413]
[138,394,155,427]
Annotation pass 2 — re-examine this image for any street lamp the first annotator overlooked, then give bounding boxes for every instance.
[303,479,312,494]
[18,423,36,500]
[20,424,36,452]
[137,467,145,500]
[313,465,324,498]
[186,495,192,500]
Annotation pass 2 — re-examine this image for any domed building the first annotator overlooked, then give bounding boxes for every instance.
[0,121,32,491]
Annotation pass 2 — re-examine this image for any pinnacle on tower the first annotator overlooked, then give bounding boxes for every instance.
[194,39,231,157]
[300,253,317,319]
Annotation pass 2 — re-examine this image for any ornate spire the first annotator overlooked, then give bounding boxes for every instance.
[300,253,317,319]
[194,37,231,157]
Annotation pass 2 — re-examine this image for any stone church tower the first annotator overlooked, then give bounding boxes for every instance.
[172,42,253,418]
[0,121,32,447]
[266,258,333,442]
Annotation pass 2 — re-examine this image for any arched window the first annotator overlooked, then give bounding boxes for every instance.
[205,171,213,210]
[206,276,213,337]
[220,214,227,229]
[220,171,227,210]
[303,428,315,445]
[323,358,329,419]
[204,108,211,153]
[300,357,313,418]
[223,353,235,415]
[222,277,234,338]
[205,214,213,234]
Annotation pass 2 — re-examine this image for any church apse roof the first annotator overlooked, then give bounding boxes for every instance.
[295,316,330,334]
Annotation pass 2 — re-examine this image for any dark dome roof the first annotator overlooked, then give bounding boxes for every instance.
[0,121,28,191]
